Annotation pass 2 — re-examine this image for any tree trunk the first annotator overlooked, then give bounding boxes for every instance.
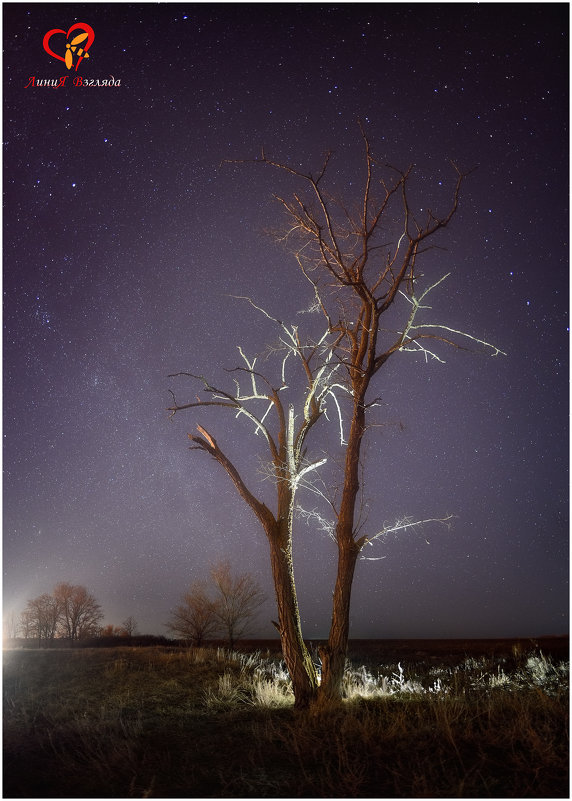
[318,542,359,703]
[267,519,319,709]
[318,395,366,705]
[184,427,319,708]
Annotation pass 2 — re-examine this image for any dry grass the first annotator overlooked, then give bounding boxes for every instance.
[3,642,568,797]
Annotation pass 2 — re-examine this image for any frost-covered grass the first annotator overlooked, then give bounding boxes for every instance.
[341,648,569,700]
[3,643,568,797]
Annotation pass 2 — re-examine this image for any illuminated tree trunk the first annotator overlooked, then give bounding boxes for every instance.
[268,517,319,708]
[184,425,318,709]
[318,395,367,704]
[318,543,359,703]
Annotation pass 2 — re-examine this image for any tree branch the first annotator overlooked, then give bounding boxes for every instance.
[188,427,275,531]
[357,514,456,554]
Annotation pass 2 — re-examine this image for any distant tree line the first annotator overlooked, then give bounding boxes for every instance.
[15,584,141,648]
[18,583,104,647]
[11,562,265,649]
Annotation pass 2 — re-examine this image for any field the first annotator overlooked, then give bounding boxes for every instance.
[3,637,569,798]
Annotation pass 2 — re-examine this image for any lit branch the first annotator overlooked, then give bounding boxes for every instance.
[377,272,507,364]
[168,370,277,450]
[398,341,447,363]
[324,384,349,445]
[304,350,340,422]
[406,324,507,357]
[296,505,336,541]
[237,346,260,397]
[359,514,456,556]
[297,457,328,483]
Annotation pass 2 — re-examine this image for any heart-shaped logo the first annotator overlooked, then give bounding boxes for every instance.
[43,23,95,72]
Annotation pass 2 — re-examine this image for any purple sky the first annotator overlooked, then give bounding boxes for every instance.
[3,3,568,639]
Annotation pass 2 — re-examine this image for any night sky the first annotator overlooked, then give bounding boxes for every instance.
[3,3,568,640]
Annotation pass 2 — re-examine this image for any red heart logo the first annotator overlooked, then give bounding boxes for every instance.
[43,23,95,72]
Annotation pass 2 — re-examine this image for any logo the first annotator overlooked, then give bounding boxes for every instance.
[43,23,94,72]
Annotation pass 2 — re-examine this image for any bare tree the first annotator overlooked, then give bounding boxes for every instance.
[210,559,266,648]
[246,127,504,702]
[121,616,138,637]
[166,581,219,646]
[24,593,60,647]
[19,608,35,640]
[21,584,103,646]
[168,129,503,707]
[53,583,103,643]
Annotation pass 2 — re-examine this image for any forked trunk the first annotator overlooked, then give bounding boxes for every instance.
[267,521,319,709]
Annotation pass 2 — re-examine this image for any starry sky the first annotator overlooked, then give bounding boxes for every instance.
[3,2,569,640]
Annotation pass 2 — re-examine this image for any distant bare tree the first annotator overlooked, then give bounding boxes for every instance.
[21,584,103,646]
[121,616,138,637]
[210,560,266,648]
[166,581,219,645]
[53,583,103,643]
[25,593,60,647]
[19,608,35,640]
